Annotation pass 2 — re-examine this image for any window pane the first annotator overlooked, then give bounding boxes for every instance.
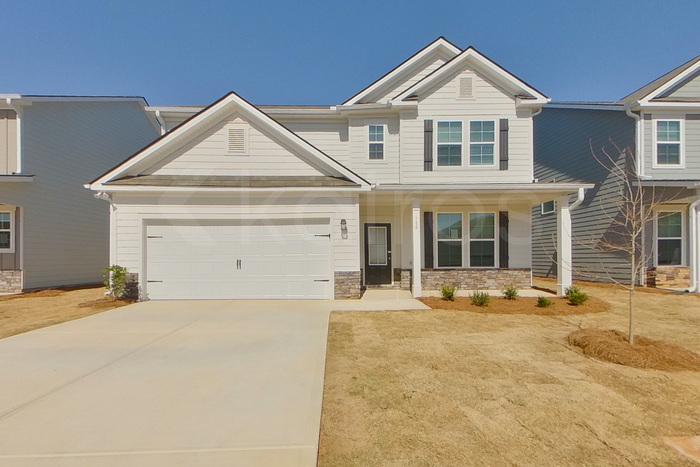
[0,232,9,250]
[0,221,9,230]
[470,240,495,267]
[470,121,495,142]
[470,143,494,165]
[437,214,462,239]
[658,212,682,238]
[369,125,383,142]
[657,121,680,142]
[658,239,682,265]
[438,241,462,267]
[437,121,462,143]
[542,200,555,214]
[470,213,495,239]
[369,143,384,160]
[657,143,680,164]
[367,227,387,266]
[437,145,461,166]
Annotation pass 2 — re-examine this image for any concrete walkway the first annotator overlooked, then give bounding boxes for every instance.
[0,300,330,466]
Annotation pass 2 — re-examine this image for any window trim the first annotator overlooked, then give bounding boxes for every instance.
[435,212,463,268]
[468,212,497,268]
[541,200,556,215]
[652,118,684,169]
[468,120,498,167]
[367,124,385,161]
[435,121,464,167]
[0,207,15,254]
[654,209,685,267]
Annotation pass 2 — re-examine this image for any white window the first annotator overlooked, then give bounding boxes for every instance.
[367,226,388,265]
[469,213,496,267]
[541,200,556,215]
[437,213,462,267]
[437,121,462,166]
[656,211,683,266]
[469,121,496,166]
[0,211,13,253]
[655,120,682,166]
[368,125,384,160]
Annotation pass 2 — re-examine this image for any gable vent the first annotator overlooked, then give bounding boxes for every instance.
[228,127,246,153]
[459,77,473,98]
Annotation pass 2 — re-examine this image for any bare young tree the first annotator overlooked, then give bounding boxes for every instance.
[588,140,677,344]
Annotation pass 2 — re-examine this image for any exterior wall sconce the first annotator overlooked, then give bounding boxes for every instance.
[340,219,348,239]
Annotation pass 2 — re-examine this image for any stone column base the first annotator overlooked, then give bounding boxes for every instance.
[646,266,690,289]
[0,270,21,293]
[334,271,361,299]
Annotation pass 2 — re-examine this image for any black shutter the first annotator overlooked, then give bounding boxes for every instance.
[424,211,434,268]
[499,118,509,171]
[424,120,433,171]
[499,211,509,268]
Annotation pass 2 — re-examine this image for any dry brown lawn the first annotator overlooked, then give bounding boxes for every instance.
[319,282,700,466]
[0,287,130,339]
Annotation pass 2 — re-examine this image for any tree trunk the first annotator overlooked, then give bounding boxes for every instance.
[629,250,635,345]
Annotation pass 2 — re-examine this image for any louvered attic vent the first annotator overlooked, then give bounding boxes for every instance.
[459,77,473,99]
[228,127,246,153]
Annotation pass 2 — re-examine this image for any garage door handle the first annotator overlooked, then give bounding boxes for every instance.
[315,234,331,238]
[147,280,163,283]
[314,279,330,282]
[147,235,163,239]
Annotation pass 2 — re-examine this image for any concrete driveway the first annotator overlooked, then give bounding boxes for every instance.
[0,300,331,466]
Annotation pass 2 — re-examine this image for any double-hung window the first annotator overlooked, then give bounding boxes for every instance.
[368,125,384,160]
[656,211,683,265]
[437,121,462,166]
[437,213,462,267]
[469,213,495,267]
[469,121,495,165]
[656,120,682,166]
[0,211,13,252]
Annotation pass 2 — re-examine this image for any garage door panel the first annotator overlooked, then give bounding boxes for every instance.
[146,221,331,299]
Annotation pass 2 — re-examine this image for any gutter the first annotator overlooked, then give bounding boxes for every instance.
[569,187,586,210]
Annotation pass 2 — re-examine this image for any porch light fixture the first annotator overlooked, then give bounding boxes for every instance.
[340,219,348,239]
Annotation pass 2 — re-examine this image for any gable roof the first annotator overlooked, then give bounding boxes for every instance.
[342,37,461,106]
[89,92,371,190]
[392,46,549,106]
[621,54,700,104]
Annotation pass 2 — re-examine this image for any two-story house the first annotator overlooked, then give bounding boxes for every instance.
[0,95,161,292]
[532,55,700,291]
[87,38,589,300]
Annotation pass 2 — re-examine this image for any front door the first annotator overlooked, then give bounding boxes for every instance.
[364,223,392,285]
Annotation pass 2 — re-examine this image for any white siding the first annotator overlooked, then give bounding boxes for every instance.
[660,71,700,100]
[279,120,351,167]
[148,113,324,177]
[367,57,449,103]
[111,192,361,280]
[0,110,17,174]
[402,68,534,184]
[347,117,400,183]
[0,101,160,289]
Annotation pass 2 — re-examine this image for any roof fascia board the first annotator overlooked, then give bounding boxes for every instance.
[88,183,371,193]
[394,48,549,104]
[636,101,700,111]
[638,61,700,105]
[375,183,593,191]
[546,103,625,111]
[342,37,461,105]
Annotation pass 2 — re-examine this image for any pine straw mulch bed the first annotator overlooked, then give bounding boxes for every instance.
[418,296,610,315]
[569,328,700,371]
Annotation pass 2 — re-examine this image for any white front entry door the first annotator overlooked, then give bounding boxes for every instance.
[145,220,331,299]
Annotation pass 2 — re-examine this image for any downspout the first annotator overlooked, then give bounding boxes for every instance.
[570,187,585,210]
[689,193,700,292]
[154,110,166,136]
[6,98,23,174]
[94,192,117,268]
[625,106,643,177]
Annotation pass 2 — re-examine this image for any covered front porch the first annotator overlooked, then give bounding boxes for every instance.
[359,183,590,297]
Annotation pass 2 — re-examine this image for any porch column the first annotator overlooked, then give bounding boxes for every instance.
[557,197,572,296]
[412,200,422,297]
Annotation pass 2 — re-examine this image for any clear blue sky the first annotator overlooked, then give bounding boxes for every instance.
[2,0,699,106]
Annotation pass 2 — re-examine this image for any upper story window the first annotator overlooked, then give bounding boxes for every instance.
[541,200,556,215]
[0,211,13,253]
[469,121,495,166]
[655,120,682,166]
[469,213,495,267]
[656,211,683,266]
[437,121,462,166]
[368,125,384,160]
[437,213,462,267]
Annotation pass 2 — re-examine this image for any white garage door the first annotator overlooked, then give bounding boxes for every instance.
[145,219,331,299]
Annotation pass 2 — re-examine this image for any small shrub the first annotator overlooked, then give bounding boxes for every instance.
[103,265,128,299]
[441,285,457,301]
[470,290,491,307]
[565,285,589,306]
[502,284,519,300]
[536,296,553,308]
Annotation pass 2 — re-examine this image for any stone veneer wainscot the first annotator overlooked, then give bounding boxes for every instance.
[421,268,531,290]
[0,270,21,293]
[334,271,361,299]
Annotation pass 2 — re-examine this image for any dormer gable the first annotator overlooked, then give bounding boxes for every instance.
[621,54,700,107]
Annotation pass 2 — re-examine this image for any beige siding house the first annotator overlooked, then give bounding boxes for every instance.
[90,37,589,300]
[0,96,160,291]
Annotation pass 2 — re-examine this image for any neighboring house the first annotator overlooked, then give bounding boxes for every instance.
[0,96,161,292]
[533,56,700,291]
[88,37,589,300]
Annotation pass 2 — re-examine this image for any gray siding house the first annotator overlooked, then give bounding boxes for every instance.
[0,96,160,292]
[533,55,700,291]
